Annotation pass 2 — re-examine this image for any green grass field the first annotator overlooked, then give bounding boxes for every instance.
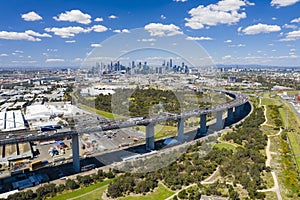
[261,97,281,106]
[278,100,300,170]
[136,124,178,139]
[78,104,124,119]
[214,143,236,152]
[261,96,300,171]
[75,185,108,200]
[118,183,174,200]
[50,179,113,200]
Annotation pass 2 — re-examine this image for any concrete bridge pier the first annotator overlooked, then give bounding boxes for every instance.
[216,111,223,130]
[177,118,184,142]
[200,114,207,135]
[72,134,80,173]
[2,145,5,158]
[227,107,234,122]
[146,123,155,150]
[16,143,20,155]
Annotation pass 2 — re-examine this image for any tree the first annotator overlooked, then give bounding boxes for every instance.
[56,184,65,193]
[65,179,79,190]
[178,189,187,199]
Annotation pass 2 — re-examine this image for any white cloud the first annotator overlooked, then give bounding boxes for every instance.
[25,30,52,38]
[185,36,213,40]
[137,38,156,42]
[12,60,37,64]
[282,24,298,29]
[271,0,300,7]
[272,17,277,20]
[0,31,41,41]
[224,39,232,43]
[91,43,102,47]
[74,58,83,62]
[53,10,91,24]
[291,17,300,23]
[242,23,281,35]
[91,25,108,32]
[46,58,65,62]
[222,55,232,60]
[0,54,8,57]
[45,25,107,38]
[144,23,183,37]
[173,0,187,2]
[47,48,58,52]
[15,50,24,53]
[21,11,42,21]
[94,17,103,22]
[122,29,130,33]
[113,29,130,33]
[65,40,76,43]
[280,30,300,41]
[185,0,254,29]
[229,43,246,47]
[161,15,166,20]
[45,26,91,38]
[108,15,118,19]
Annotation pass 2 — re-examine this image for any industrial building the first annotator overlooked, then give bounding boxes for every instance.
[0,110,26,132]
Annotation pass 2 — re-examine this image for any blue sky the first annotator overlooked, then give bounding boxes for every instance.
[0,0,300,67]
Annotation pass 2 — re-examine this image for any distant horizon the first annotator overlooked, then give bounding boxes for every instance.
[0,64,300,71]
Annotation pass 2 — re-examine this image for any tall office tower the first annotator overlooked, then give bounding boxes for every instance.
[170,59,172,68]
[96,62,100,74]
[117,61,120,71]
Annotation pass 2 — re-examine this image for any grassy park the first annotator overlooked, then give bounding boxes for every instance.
[118,183,174,200]
[78,103,123,119]
[50,179,113,200]
[214,143,236,152]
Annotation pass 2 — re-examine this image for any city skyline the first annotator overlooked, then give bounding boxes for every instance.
[0,0,300,67]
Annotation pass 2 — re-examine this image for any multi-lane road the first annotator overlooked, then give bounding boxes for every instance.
[0,90,248,145]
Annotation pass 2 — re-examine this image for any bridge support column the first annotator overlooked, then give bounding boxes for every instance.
[146,123,155,150]
[2,145,5,158]
[200,114,207,135]
[72,134,80,173]
[227,107,234,122]
[216,111,223,130]
[16,143,20,155]
[177,118,184,142]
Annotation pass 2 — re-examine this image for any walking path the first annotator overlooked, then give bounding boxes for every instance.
[258,104,282,200]
[165,183,197,200]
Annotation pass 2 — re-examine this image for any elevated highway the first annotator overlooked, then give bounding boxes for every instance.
[0,90,250,172]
